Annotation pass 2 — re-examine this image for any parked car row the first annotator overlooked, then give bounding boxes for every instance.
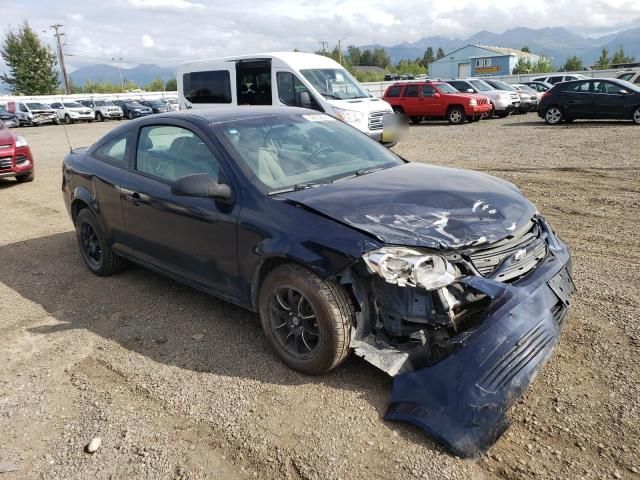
[0,97,179,127]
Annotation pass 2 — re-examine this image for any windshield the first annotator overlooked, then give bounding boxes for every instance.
[301,69,369,100]
[435,83,460,94]
[515,84,536,93]
[616,79,640,92]
[63,102,83,108]
[94,100,109,106]
[469,80,494,92]
[216,113,403,193]
[489,80,515,91]
[26,103,48,110]
[128,102,143,107]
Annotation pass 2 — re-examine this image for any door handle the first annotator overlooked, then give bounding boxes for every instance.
[127,192,141,206]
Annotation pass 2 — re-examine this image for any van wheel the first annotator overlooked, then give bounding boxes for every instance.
[259,264,354,375]
[447,107,466,125]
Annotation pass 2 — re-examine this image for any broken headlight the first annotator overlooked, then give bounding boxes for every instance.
[362,247,457,290]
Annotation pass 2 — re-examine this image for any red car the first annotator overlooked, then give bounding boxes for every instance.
[0,120,35,183]
[383,81,492,125]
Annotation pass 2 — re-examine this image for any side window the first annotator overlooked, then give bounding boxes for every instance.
[93,134,130,166]
[402,85,419,97]
[591,81,607,94]
[136,125,221,183]
[635,76,640,85]
[617,73,633,81]
[604,82,626,94]
[567,81,590,92]
[183,70,232,104]
[420,85,435,96]
[276,72,322,111]
[386,85,402,97]
[549,76,563,84]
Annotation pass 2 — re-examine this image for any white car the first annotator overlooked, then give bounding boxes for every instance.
[531,74,588,85]
[50,101,95,124]
[79,99,123,121]
[164,98,179,111]
[615,70,640,85]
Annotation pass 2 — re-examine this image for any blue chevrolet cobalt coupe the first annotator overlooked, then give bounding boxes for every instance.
[62,107,574,457]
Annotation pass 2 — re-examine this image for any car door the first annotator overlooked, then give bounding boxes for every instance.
[601,81,635,118]
[419,84,440,116]
[120,120,241,298]
[588,80,614,118]
[563,81,593,118]
[400,84,420,115]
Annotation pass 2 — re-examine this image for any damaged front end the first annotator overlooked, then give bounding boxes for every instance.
[345,215,574,457]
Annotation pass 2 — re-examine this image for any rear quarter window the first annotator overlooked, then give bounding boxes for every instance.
[183,70,232,104]
[92,133,131,167]
[402,85,419,97]
[386,85,402,97]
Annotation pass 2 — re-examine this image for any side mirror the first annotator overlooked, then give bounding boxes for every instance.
[433,92,441,98]
[171,173,232,201]
[619,89,629,94]
[466,88,474,93]
[299,91,313,109]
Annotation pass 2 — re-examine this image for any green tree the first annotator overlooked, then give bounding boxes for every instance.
[346,45,361,65]
[165,78,177,91]
[521,46,531,53]
[610,45,635,65]
[371,48,391,68]
[145,77,165,91]
[512,58,532,74]
[0,22,59,95]
[594,48,610,70]
[359,49,373,66]
[532,57,554,73]
[421,47,434,68]
[563,56,583,72]
[436,47,445,60]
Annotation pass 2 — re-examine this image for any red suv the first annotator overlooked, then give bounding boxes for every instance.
[0,120,35,183]
[383,81,492,125]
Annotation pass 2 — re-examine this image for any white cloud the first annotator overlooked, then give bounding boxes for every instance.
[127,0,205,9]
[142,34,154,48]
[68,13,84,22]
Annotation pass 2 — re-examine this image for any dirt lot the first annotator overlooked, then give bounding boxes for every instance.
[1,114,638,480]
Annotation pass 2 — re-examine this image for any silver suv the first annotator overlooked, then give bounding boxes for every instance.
[448,78,520,117]
[615,70,640,86]
[531,74,588,85]
[79,99,123,121]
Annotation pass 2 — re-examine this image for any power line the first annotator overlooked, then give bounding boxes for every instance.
[50,24,70,94]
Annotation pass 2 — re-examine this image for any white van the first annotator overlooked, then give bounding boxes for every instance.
[177,52,393,142]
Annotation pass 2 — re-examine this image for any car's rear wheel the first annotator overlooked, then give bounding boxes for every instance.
[410,116,423,124]
[75,209,126,276]
[15,172,34,183]
[392,106,404,114]
[544,106,563,125]
[259,264,354,375]
[447,107,466,125]
[633,107,640,125]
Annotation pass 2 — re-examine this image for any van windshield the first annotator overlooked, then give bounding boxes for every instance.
[301,69,370,100]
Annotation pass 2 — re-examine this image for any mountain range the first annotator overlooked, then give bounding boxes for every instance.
[69,63,176,87]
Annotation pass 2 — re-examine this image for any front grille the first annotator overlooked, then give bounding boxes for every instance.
[469,223,547,281]
[0,156,13,170]
[368,111,385,131]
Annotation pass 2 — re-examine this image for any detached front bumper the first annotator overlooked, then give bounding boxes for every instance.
[385,234,574,457]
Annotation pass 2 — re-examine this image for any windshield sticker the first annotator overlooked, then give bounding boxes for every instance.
[302,114,334,122]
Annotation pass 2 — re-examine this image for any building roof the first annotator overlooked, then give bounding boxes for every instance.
[430,44,540,64]
[352,65,386,73]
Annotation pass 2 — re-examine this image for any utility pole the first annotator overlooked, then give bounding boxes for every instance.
[319,41,328,54]
[50,24,70,94]
[337,38,347,65]
[112,57,124,92]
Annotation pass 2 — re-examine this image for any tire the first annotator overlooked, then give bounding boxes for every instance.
[633,107,640,125]
[96,112,104,122]
[15,172,34,183]
[447,107,466,125]
[410,116,423,124]
[75,209,126,276]
[64,114,73,125]
[496,111,510,118]
[544,106,563,125]
[53,117,60,125]
[482,106,494,119]
[127,111,134,120]
[88,119,93,123]
[258,264,354,375]
[392,106,404,114]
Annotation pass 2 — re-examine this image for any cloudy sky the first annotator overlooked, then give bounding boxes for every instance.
[1,0,640,72]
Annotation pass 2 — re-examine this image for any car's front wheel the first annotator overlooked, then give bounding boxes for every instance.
[75,209,126,276]
[447,107,466,125]
[127,111,134,120]
[544,106,563,125]
[633,106,640,125]
[64,114,73,125]
[259,264,354,375]
[96,112,104,122]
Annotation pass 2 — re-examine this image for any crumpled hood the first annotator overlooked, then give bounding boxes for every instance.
[281,163,537,250]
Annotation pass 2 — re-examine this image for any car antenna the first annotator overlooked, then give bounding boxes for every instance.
[61,119,74,152]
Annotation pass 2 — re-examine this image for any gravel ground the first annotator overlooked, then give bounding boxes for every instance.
[0,114,638,480]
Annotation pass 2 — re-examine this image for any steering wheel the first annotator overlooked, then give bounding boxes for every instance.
[308,145,335,163]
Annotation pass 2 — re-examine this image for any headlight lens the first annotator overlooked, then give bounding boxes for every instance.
[469,98,477,106]
[334,108,364,124]
[362,247,457,290]
[14,135,28,148]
